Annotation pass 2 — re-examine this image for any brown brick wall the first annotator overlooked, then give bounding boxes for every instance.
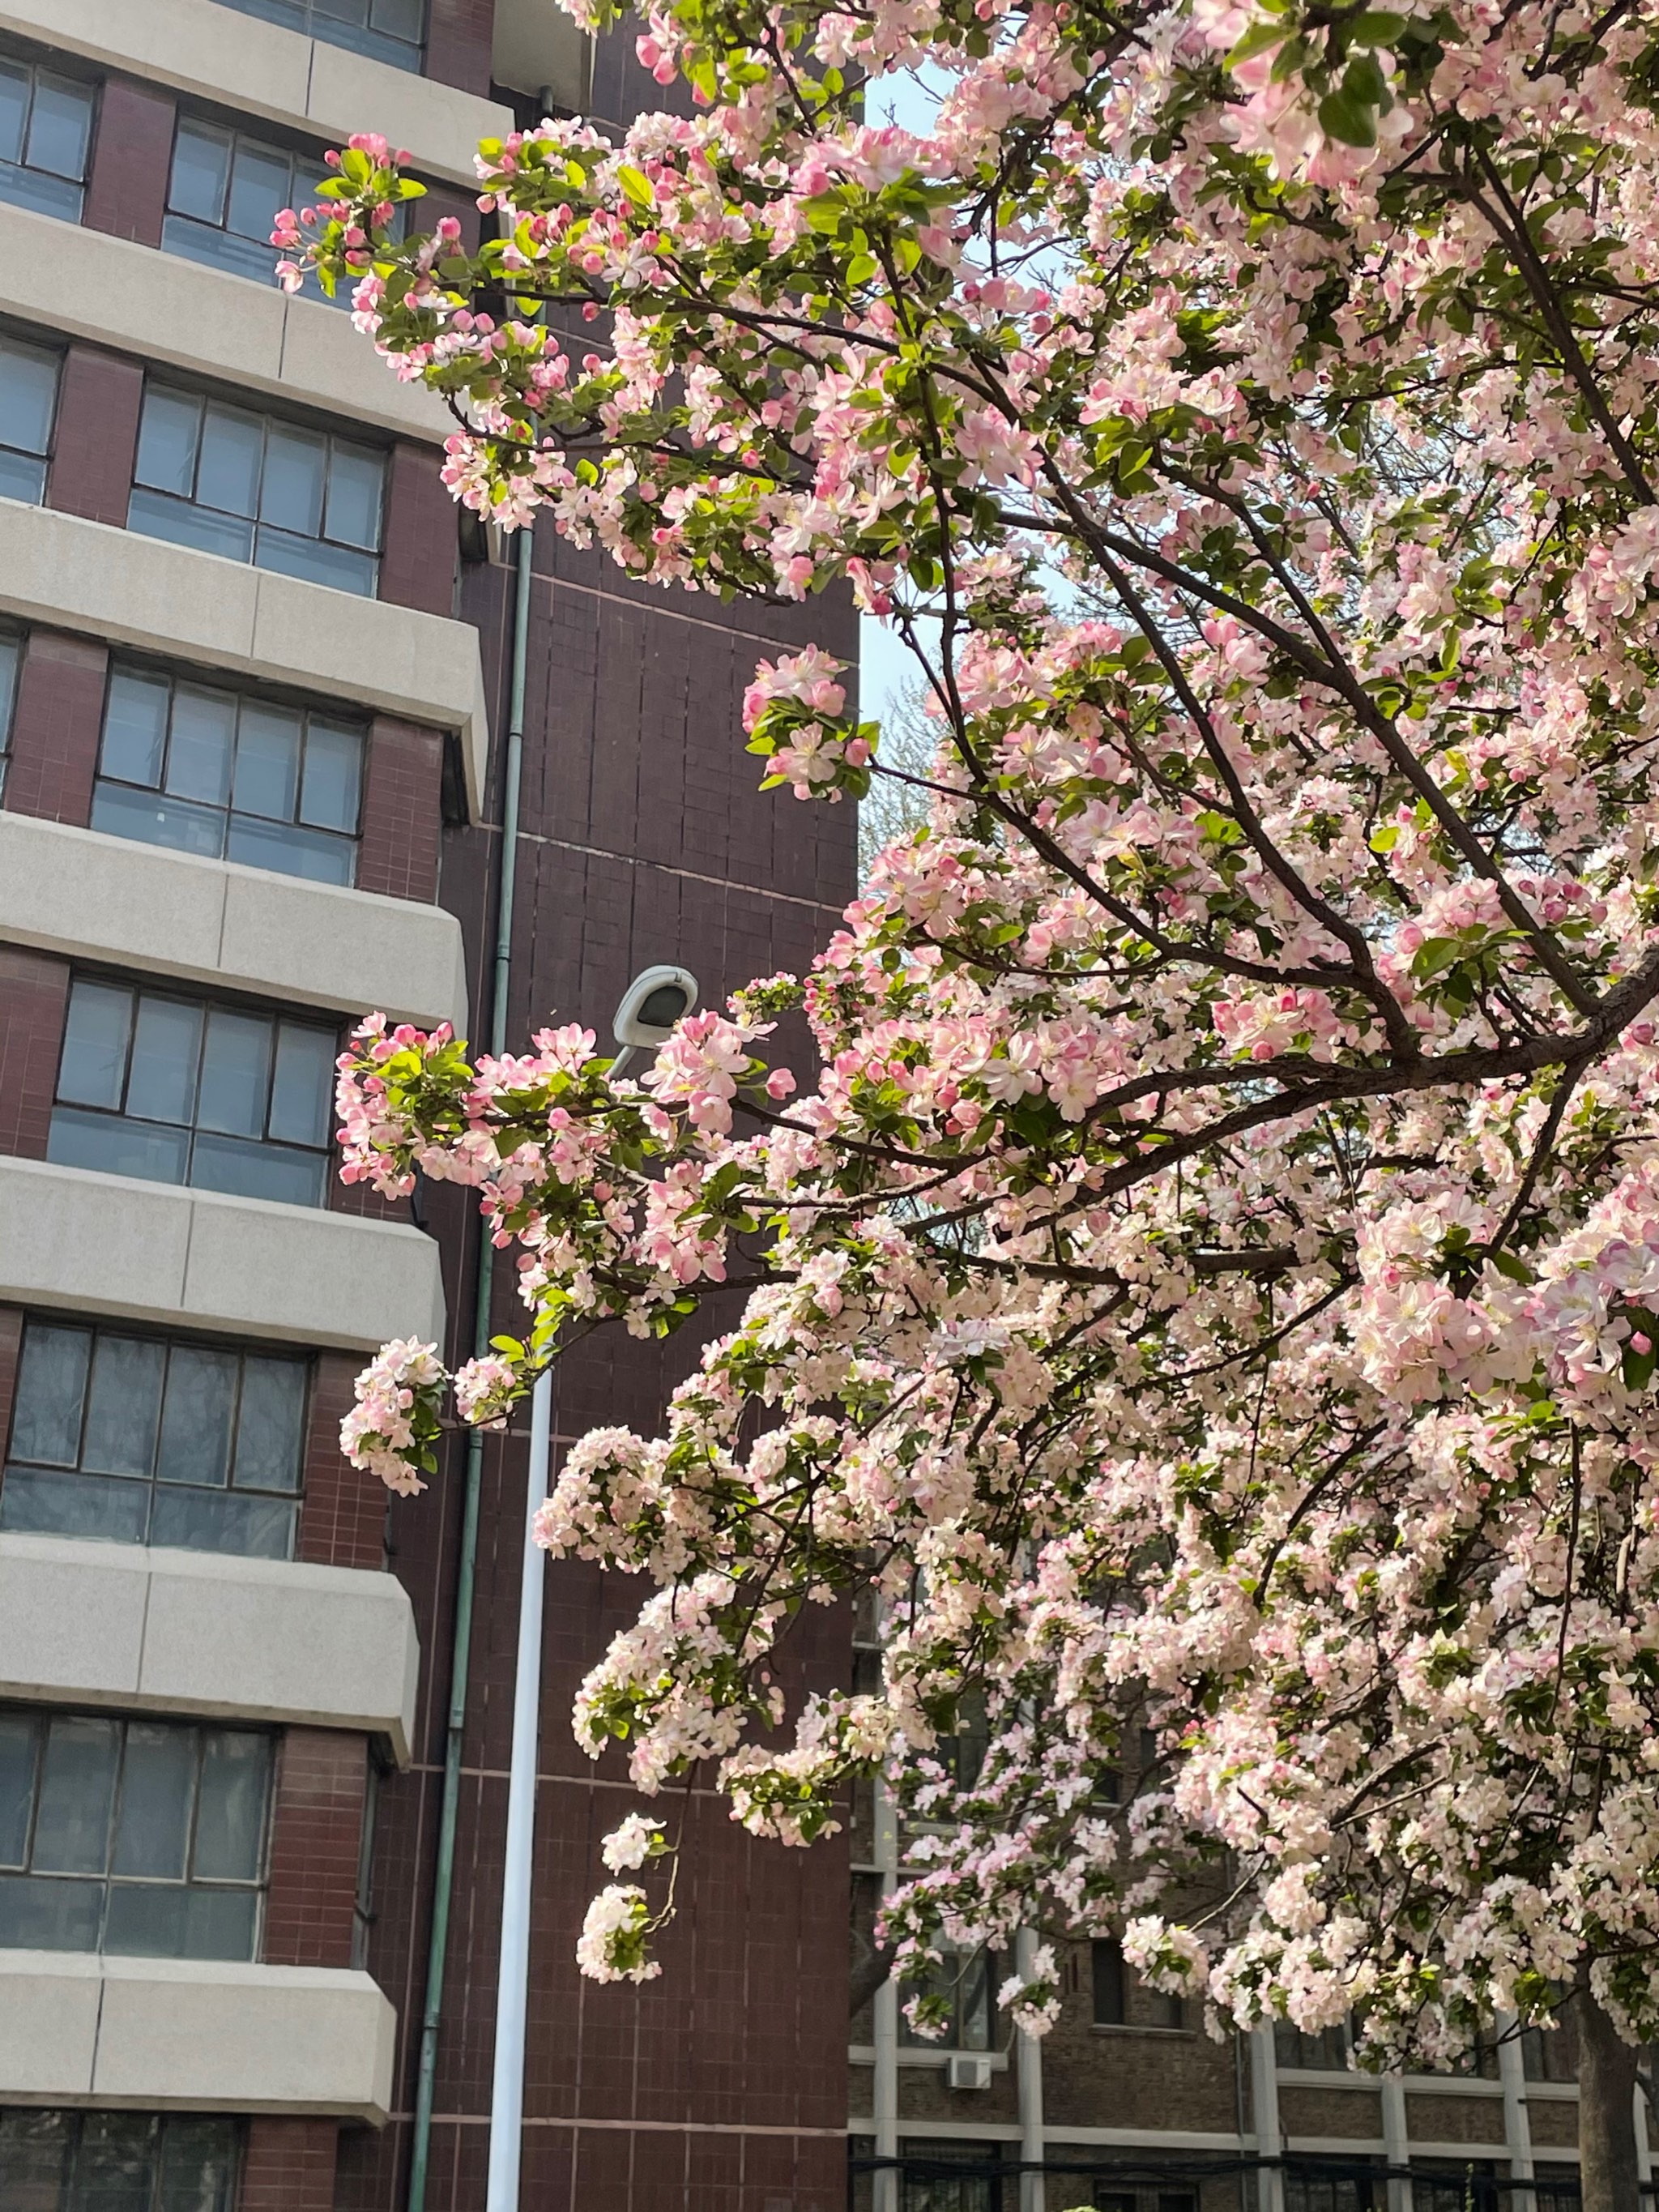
[240,2117,341,2212]
[46,347,144,527]
[0,949,70,1162]
[296,1354,387,1574]
[2,629,108,826]
[83,76,175,249]
[262,1727,368,1970]
[379,443,458,618]
[1403,2091,1508,2145]
[357,717,443,902]
[424,0,495,96]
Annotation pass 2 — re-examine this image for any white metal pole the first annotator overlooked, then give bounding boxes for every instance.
[872,1774,901,2212]
[1251,2025,1286,2212]
[1381,2069,1414,2212]
[485,1367,554,2212]
[1496,2024,1532,2212]
[1014,1928,1047,2212]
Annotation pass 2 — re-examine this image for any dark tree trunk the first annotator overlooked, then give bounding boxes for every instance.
[1577,1992,1641,2212]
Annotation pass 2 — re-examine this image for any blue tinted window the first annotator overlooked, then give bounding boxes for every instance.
[49,976,337,1206]
[0,56,94,222]
[210,0,425,73]
[93,664,360,884]
[0,1709,269,1959]
[163,115,399,308]
[2,1318,306,1560]
[129,383,383,597]
[0,334,57,504]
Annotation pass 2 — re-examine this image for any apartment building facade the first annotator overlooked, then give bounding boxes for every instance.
[0,0,855,2206]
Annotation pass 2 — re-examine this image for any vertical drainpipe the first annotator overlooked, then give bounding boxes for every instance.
[1014,1928,1046,2212]
[1251,2025,1286,2212]
[407,522,536,2212]
[872,1776,901,2212]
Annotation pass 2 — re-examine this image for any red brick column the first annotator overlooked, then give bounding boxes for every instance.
[357,717,443,902]
[379,443,458,618]
[296,1354,388,1573]
[239,2117,341,2212]
[83,77,175,249]
[0,950,70,1162]
[2,630,108,826]
[262,1727,368,1969]
[423,0,496,95]
[46,347,144,527]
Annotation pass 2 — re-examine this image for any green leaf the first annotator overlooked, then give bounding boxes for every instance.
[616,164,655,209]
[1487,1250,1534,1285]
[1318,87,1380,147]
[1348,10,1408,44]
[1410,936,1461,980]
[1622,1305,1659,1391]
[1227,19,1290,64]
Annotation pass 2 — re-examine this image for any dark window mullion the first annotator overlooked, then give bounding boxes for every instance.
[258,1010,279,1142]
[139,1342,171,1545]
[70,1326,95,1485]
[18,1714,44,1873]
[102,1720,130,1880]
[181,1727,210,1885]
[228,691,248,817]
[252,415,271,527]
[62,2108,84,2212]
[226,1354,249,1493]
[109,986,139,1120]
[139,1340,168,1487]
[184,993,211,1142]
[158,675,181,796]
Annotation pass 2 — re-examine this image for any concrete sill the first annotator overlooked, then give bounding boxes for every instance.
[0,1531,420,1763]
[0,1155,445,1354]
[0,811,467,1031]
[0,1950,395,2121]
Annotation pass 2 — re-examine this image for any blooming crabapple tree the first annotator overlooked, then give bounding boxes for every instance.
[294,0,1659,2195]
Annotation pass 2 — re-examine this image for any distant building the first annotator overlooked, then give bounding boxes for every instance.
[848,1717,1593,2210]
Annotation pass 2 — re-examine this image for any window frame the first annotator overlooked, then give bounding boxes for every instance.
[0,47,97,222]
[127,378,385,598]
[49,970,341,1209]
[898,1941,997,2054]
[92,655,365,886]
[1273,2017,1353,2070]
[1,1312,312,1560]
[160,109,402,310]
[0,624,21,799]
[0,330,59,506]
[0,2107,242,2212]
[1091,1935,1185,2032]
[0,1705,273,1962]
[207,0,427,75]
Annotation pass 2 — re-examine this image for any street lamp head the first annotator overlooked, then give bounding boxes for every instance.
[611,963,699,1050]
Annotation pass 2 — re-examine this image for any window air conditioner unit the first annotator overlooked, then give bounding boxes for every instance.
[945,2054,994,2091]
